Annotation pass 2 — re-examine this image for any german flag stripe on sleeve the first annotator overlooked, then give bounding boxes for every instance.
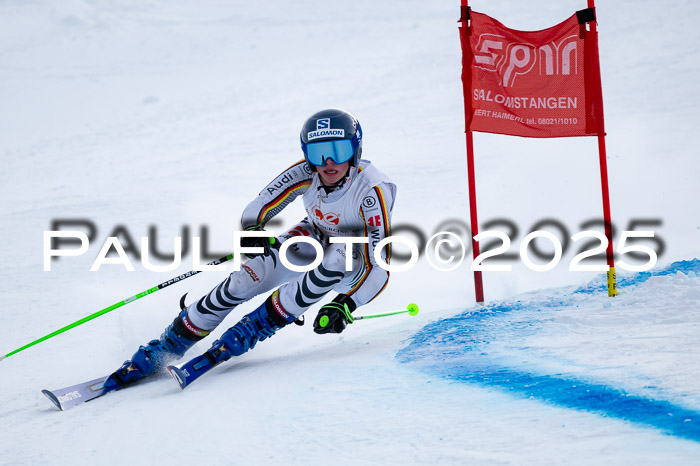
[373,186,391,263]
[346,186,391,300]
[257,179,312,225]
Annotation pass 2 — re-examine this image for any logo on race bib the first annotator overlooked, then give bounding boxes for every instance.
[312,205,341,226]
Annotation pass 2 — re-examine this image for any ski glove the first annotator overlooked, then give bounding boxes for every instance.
[313,294,357,334]
[240,225,279,259]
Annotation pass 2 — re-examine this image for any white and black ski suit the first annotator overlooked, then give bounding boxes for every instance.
[186,159,397,331]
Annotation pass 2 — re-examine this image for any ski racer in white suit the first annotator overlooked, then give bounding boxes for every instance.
[108,108,397,387]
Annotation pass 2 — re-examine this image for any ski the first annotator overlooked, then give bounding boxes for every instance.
[41,376,119,411]
[166,353,220,390]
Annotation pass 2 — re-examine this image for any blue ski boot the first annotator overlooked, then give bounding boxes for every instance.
[166,290,299,390]
[107,310,209,388]
[206,290,295,365]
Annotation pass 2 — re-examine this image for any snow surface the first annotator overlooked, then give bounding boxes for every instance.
[1,0,699,464]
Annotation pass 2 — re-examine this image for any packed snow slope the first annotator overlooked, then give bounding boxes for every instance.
[1,0,699,464]
[398,259,700,443]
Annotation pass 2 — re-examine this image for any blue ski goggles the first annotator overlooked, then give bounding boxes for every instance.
[305,139,355,166]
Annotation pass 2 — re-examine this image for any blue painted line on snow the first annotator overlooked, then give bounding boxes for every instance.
[574,258,699,294]
[397,259,700,442]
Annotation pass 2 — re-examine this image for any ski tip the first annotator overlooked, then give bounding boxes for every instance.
[0,355,7,362]
[41,389,63,411]
[166,365,187,390]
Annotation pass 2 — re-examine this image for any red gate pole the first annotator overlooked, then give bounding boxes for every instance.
[466,130,484,303]
[460,0,484,304]
[587,0,617,297]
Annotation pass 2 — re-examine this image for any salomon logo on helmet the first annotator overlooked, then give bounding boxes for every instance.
[307,128,345,141]
[307,117,344,141]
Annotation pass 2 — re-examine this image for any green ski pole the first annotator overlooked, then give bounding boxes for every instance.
[1,253,235,361]
[354,303,420,321]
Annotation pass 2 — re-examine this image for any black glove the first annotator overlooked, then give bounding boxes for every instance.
[313,294,357,334]
[240,225,278,259]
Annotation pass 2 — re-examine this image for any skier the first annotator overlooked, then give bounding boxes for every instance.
[107,108,397,387]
